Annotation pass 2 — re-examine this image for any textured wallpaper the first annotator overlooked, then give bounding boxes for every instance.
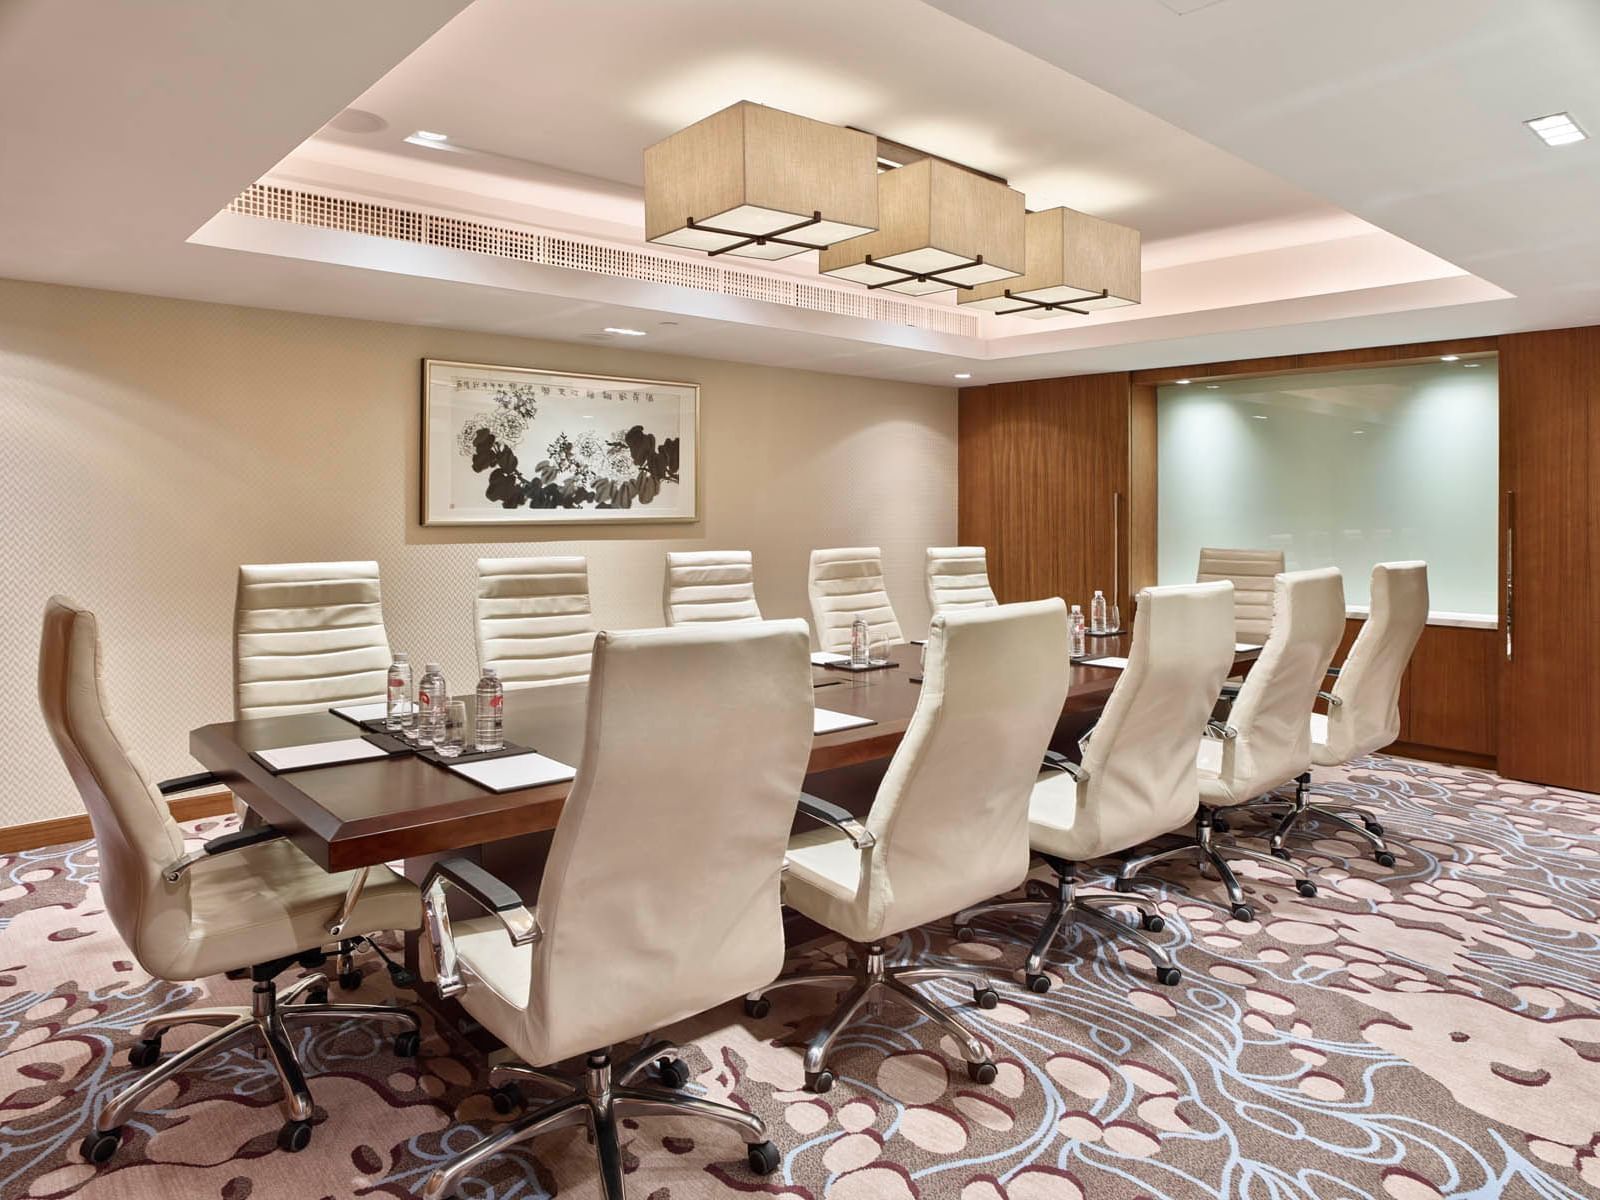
[0,279,956,827]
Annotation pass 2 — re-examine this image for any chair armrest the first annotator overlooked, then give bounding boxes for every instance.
[797,794,875,849]
[421,857,542,998]
[1317,690,1343,707]
[162,824,287,883]
[157,771,224,796]
[1204,720,1239,741]
[1075,722,1097,759]
[1042,749,1089,782]
[1219,683,1242,700]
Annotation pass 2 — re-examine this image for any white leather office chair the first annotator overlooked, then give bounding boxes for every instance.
[957,582,1236,992]
[663,549,762,624]
[476,556,597,688]
[745,599,1071,1093]
[926,546,998,614]
[1260,562,1428,866]
[1120,568,1344,921]
[1197,546,1285,644]
[40,597,421,1163]
[418,619,815,1200]
[235,561,393,719]
[808,546,904,653]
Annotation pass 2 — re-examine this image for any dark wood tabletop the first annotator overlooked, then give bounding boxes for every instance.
[191,635,1261,873]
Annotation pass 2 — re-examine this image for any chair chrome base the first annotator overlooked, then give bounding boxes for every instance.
[954,859,1182,992]
[81,970,420,1162]
[1239,772,1398,867]
[745,941,999,1093]
[422,1042,780,1200]
[1117,806,1320,923]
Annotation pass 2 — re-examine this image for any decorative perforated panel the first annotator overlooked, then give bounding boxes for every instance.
[225,183,979,337]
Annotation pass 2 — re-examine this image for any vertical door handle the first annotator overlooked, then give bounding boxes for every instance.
[1111,490,1122,615]
[1504,489,1514,661]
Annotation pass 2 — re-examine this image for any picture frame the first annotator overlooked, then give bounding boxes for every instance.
[421,359,699,526]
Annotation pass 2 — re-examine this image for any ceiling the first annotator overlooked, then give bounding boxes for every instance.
[1,0,1595,386]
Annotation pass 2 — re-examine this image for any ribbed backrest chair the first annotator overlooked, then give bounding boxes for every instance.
[808,546,903,653]
[476,557,596,689]
[663,550,762,625]
[1197,546,1285,643]
[925,546,998,614]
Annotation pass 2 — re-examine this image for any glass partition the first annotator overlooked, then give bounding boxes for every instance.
[1157,357,1498,615]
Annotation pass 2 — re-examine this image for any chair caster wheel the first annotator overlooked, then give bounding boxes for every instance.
[1270,847,1291,861]
[338,969,363,992]
[1113,878,1136,894]
[80,1128,122,1165]
[128,1037,163,1068]
[1295,880,1318,899]
[1212,816,1231,833]
[743,996,771,1020]
[489,1083,523,1116]
[972,986,999,1010]
[393,1030,421,1058]
[967,1059,998,1085]
[388,965,418,989]
[305,987,329,1006]
[1374,851,1397,868]
[804,1069,834,1094]
[277,1119,312,1153]
[655,1058,691,1089]
[1155,966,1182,986]
[1024,973,1051,994]
[1365,821,1385,836]
[954,925,974,942]
[747,1139,781,1175]
[1141,913,1166,933]
[1229,904,1254,923]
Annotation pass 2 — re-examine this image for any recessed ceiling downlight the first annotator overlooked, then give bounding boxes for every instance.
[1525,112,1587,147]
[603,327,648,337]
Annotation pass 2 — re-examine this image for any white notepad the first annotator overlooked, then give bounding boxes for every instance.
[811,651,850,666]
[1082,656,1130,670]
[814,707,876,735]
[330,700,390,724]
[1235,643,1263,653]
[255,737,389,772]
[447,752,577,793]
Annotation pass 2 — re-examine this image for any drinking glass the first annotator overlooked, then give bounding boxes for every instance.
[435,700,468,758]
[869,635,891,667]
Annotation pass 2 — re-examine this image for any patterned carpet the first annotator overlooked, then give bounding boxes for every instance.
[3,754,1599,1199]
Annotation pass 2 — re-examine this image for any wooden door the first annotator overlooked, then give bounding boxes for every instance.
[1498,327,1600,791]
[958,375,1131,613]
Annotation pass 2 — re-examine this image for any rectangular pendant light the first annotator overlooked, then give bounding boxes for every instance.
[644,102,878,261]
[960,206,1140,316]
[818,158,1025,295]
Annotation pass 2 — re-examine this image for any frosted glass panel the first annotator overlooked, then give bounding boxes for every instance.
[1158,360,1498,614]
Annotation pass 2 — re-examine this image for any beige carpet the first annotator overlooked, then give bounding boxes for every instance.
[2,753,1598,1198]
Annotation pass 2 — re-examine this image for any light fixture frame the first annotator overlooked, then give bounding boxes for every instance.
[960,206,1140,317]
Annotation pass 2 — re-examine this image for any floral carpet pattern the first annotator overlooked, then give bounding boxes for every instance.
[2,754,1599,1199]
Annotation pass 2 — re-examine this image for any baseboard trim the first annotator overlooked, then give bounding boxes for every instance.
[1384,742,1497,771]
[0,791,235,854]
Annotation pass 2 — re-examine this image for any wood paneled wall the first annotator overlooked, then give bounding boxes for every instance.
[959,373,1133,614]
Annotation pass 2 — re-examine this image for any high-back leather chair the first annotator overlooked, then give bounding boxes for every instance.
[663,549,762,625]
[925,546,998,614]
[1268,561,1428,865]
[747,600,1070,1093]
[1197,546,1285,644]
[234,561,392,719]
[476,556,596,688]
[1122,567,1345,921]
[808,546,904,652]
[419,619,815,1200]
[40,597,420,1164]
[958,582,1236,991]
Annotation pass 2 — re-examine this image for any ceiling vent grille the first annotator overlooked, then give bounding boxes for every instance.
[225,183,978,337]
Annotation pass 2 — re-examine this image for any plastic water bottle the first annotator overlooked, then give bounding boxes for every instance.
[850,615,870,668]
[385,652,412,732]
[1070,605,1087,658]
[1090,590,1108,634]
[416,663,445,748]
[475,666,504,752]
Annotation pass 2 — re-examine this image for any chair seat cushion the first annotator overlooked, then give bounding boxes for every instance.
[178,839,419,979]
[1026,769,1094,860]
[781,825,881,943]
[1309,711,1339,765]
[1196,737,1236,807]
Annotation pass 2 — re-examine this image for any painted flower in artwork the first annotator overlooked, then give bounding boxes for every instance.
[454,382,680,510]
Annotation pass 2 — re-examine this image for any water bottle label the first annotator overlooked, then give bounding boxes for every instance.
[389,675,402,689]
[418,689,430,706]
[489,695,503,709]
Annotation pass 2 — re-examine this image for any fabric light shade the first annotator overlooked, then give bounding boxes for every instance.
[960,206,1140,316]
[644,102,878,261]
[818,158,1025,295]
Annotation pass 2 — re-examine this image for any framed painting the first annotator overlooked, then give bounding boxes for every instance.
[422,359,698,525]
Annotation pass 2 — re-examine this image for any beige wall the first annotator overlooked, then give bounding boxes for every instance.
[0,279,955,827]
